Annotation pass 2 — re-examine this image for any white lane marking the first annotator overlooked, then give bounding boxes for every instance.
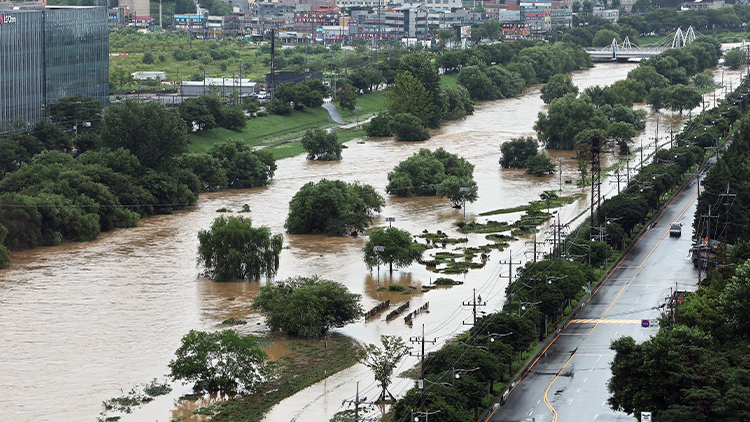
[584,378,587,382]
[528,409,533,416]
[537,399,541,405]
[602,401,607,406]
[577,388,580,394]
[595,413,599,419]
[569,399,573,405]
[597,355,602,362]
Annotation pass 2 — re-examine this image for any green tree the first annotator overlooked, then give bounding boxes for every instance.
[222,106,246,131]
[534,93,605,149]
[301,128,342,161]
[362,336,411,402]
[724,48,744,69]
[0,224,10,269]
[386,71,434,128]
[540,74,579,105]
[252,275,364,337]
[208,140,276,188]
[265,99,292,116]
[364,112,393,137]
[390,113,430,142]
[102,100,188,170]
[692,70,715,90]
[500,137,539,168]
[142,51,155,65]
[336,81,357,111]
[592,29,621,47]
[386,148,474,197]
[525,154,555,176]
[168,329,271,393]
[285,179,385,236]
[457,66,499,101]
[398,53,445,128]
[363,227,425,274]
[48,94,103,130]
[663,84,702,114]
[442,85,474,120]
[436,176,478,208]
[197,216,283,282]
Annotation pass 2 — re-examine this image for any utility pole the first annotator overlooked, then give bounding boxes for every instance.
[341,382,376,421]
[462,288,486,329]
[557,156,564,191]
[501,249,521,301]
[270,29,276,100]
[590,133,601,233]
[698,205,718,283]
[410,324,436,415]
[719,184,736,241]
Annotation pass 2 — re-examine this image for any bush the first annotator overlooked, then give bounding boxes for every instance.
[390,113,430,142]
[265,99,292,116]
[365,112,393,137]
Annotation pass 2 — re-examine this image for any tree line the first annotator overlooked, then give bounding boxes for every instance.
[0,97,277,268]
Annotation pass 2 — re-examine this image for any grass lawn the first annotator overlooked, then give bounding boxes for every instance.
[188,107,336,153]
[441,73,459,88]
[339,91,387,122]
[268,128,366,160]
[207,334,363,422]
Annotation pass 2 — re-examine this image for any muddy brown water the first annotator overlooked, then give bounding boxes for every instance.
[0,62,744,422]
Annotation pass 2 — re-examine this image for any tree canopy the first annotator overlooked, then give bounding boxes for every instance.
[540,74,579,105]
[169,329,271,393]
[362,335,411,402]
[285,179,385,236]
[386,148,475,197]
[197,215,283,282]
[102,100,188,170]
[363,227,425,273]
[500,137,539,168]
[252,275,364,337]
[301,128,342,161]
[390,113,430,142]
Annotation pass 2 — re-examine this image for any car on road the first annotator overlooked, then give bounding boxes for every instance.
[670,222,682,237]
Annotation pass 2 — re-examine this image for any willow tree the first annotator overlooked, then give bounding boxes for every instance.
[197,215,283,282]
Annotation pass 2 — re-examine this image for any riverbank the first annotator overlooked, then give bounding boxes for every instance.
[207,334,362,422]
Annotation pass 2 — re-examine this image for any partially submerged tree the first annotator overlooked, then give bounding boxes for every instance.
[362,335,411,402]
[500,137,538,169]
[252,275,364,337]
[285,179,385,236]
[363,227,425,274]
[197,215,283,282]
[436,176,478,208]
[169,329,271,393]
[301,128,342,161]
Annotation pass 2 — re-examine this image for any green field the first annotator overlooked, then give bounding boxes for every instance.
[338,91,387,122]
[441,73,459,88]
[188,107,337,153]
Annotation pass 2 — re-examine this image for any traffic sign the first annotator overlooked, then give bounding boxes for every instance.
[641,411,652,421]
[641,319,650,328]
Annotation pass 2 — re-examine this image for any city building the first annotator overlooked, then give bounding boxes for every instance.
[592,5,618,24]
[681,0,724,10]
[0,5,108,129]
[119,0,148,18]
[180,77,259,97]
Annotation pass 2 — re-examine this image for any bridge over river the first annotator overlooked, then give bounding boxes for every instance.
[586,26,698,61]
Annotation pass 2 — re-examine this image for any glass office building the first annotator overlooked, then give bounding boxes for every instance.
[0,6,108,130]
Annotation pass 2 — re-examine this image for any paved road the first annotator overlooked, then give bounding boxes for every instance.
[488,174,704,422]
[323,101,345,123]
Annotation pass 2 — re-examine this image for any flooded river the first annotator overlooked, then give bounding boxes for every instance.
[0,62,744,422]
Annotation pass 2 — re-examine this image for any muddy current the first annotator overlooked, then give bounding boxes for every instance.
[0,61,743,422]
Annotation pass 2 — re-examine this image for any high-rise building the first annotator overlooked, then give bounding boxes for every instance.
[0,5,108,129]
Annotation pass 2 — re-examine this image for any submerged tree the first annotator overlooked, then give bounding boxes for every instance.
[363,227,425,274]
[169,329,271,393]
[197,215,283,282]
[301,128,342,161]
[252,275,364,337]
